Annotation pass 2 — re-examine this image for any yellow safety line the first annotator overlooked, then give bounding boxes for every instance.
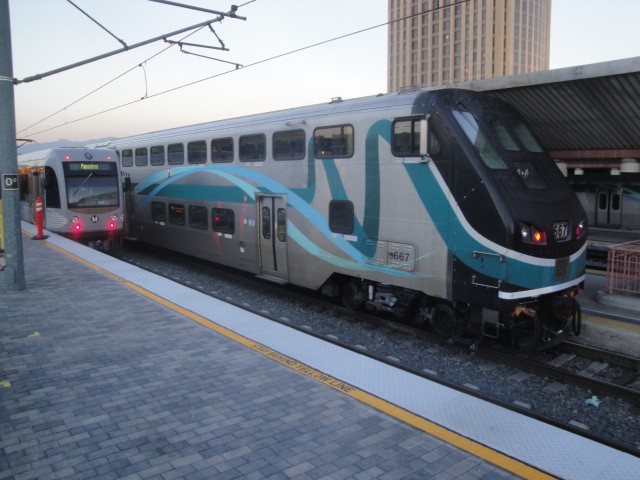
[39,237,556,479]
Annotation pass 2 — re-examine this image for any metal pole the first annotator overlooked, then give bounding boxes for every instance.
[0,0,25,291]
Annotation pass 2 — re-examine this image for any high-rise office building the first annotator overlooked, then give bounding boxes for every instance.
[388,0,551,91]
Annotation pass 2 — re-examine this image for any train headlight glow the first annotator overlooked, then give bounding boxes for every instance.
[575,219,586,239]
[520,223,547,245]
[71,217,82,233]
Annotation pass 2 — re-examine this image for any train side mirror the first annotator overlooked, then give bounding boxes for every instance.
[419,116,430,159]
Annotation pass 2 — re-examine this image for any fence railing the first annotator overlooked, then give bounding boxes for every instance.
[606,240,640,297]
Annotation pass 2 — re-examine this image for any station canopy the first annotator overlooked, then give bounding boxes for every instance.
[454,56,640,163]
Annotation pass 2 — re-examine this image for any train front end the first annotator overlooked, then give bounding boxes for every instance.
[414,89,587,349]
[56,150,124,249]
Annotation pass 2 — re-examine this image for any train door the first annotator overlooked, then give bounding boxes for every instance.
[257,194,289,282]
[595,188,622,228]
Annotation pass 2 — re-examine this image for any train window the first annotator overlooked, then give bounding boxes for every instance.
[121,149,133,167]
[168,203,185,225]
[612,193,621,211]
[211,137,233,163]
[273,130,305,160]
[598,193,608,210]
[150,146,165,166]
[314,125,354,158]
[151,201,166,222]
[135,147,148,167]
[19,173,30,202]
[212,208,235,234]
[189,205,208,229]
[329,200,354,234]
[168,143,185,165]
[240,134,266,161]
[392,118,421,156]
[277,208,286,241]
[512,122,543,153]
[44,167,61,208]
[261,207,271,239]
[452,110,507,169]
[491,119,519,151]
[188,141,207,164]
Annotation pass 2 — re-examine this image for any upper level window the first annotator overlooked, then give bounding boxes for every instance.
[135,147,148,167]
[168,143,185,165]
[239,134,266,161]
[273,129,305,160]
[150,145,165,166]
[121,149,133,167]
[212,137,233,163]
[314,125,354,158]
[188,141,207,164]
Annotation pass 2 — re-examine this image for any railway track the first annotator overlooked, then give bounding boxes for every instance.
[109,240,640,455]
[479,342,640,406]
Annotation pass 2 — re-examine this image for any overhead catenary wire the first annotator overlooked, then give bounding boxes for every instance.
[19,0,466,139]
[16,0,256,136]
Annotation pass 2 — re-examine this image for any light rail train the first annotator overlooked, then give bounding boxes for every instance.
[18,147,125,249]
[102,88,587,350]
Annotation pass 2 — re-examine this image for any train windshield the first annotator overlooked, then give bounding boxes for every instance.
[452,109,547,189]
[63,162,120,208]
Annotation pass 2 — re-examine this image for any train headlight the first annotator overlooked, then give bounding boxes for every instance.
[71,216,82,233]
[109,215,118,230]
[575,219,587,239]
[520,223,547,245]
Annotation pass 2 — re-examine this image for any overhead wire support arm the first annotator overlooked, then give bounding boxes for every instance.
[179,48,241,69]
[14,12,245,85]
[165,40,229,52]
[146,0,246,20]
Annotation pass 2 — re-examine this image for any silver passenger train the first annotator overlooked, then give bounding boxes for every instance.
[18,147,125,249]
[103,88,587,349]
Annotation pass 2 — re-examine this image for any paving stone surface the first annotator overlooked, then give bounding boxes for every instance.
[0,239,517,479]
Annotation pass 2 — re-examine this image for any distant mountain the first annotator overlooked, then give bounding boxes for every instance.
[17,138,117,155]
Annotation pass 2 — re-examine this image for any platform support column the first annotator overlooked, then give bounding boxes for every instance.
[0,0,26,291]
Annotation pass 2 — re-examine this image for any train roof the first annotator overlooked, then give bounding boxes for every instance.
[18,146,118,164]
[101,90,424,148]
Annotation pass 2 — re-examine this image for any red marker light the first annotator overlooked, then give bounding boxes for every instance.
[533,230,546,243]
[64,155,71,161]
[74,223,81,232]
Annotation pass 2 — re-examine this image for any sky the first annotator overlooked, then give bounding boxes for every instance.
[7,0,640,144]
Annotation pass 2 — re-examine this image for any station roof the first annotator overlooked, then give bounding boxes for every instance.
[455,56,640,159]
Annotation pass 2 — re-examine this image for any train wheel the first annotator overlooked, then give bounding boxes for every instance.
[341,281,365,310]
[512,314,540,352]
[571,301,582,336]
[432,304,457,337]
